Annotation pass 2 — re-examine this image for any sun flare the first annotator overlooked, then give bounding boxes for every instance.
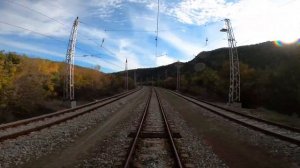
[281,37,298,44]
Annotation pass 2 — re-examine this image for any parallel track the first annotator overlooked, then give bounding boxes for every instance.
[124,88,183,167]
[0,88,142,142]
[168,89,300,146]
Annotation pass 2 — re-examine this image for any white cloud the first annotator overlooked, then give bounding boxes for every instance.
[88,0,123,18]
[0,37,64,57]
[77,25,109,46]
[114,39,144,69]
[0,0,122,38]
[156,55,176,66]
[1,0,299,73]
[230,0,300,45]
[75,56,122,72]
[159,31,201,59]
[162,0,300,45]
[0,1,75,37]
[128,10,202,63]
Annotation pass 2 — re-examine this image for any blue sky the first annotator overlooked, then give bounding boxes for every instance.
[0,0,299,72]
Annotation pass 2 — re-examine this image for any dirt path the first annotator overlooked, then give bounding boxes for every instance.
[21,88,148,168]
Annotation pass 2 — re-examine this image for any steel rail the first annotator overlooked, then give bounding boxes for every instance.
[155,89,183,168]
[0,88,142,142]
[0,88,141,130]
[124,88,184,167]
[172,91,300,133]
[168,90,300,146]
[123,88,152,167]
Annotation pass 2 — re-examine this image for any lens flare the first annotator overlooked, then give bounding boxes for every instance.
[274,39,300,47]
[274,40,283,47]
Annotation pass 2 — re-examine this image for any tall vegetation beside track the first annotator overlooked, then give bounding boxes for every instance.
[0,51,133,123]
[126,41,300,116]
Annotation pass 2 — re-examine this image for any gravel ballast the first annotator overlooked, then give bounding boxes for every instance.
[0,88,147,168]
[158,89,228,167]
[75,88,151,167]
[159,88,300,167]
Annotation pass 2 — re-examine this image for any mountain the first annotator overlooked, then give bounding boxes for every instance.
[125,41,300,115]
[1,40,299,123]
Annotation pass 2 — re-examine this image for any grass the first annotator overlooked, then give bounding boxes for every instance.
[181,90,300,129]
[250,108,300,128]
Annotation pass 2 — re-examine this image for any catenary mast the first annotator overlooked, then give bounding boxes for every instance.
[63,17,79,107]
[125,59,128,90]
[220,19,241,105]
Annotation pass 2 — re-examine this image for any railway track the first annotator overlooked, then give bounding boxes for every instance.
[124,88,184,167]
[168,89,300,146]
[0,88,142,142]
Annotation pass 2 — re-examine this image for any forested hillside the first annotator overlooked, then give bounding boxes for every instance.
[1,41,299,123]
[127,41,300,116]
[0,51,132,123]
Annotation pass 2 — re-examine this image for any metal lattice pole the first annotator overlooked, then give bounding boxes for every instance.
[125,59,128,90]
[134,70,137,87]
[221,19,240,104]
[177,66,179,90]
[175,61,182,91]
[63,17,79,104]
